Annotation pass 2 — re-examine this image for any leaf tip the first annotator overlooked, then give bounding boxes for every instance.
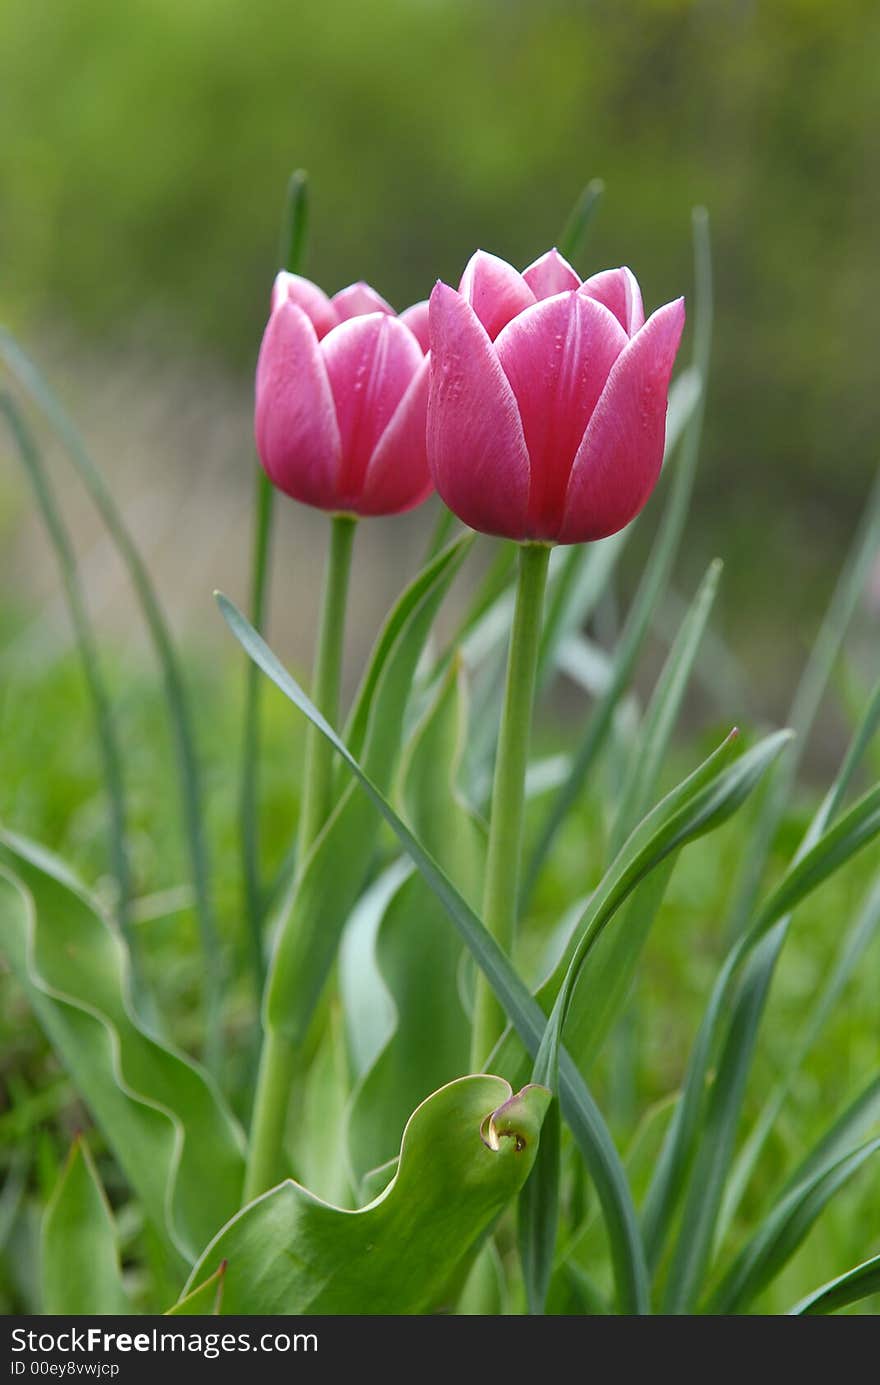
[481,1083,552,1154]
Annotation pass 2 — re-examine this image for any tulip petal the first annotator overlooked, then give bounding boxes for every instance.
[361,357,433,515]
[427,281,530,539]
[255,301,342,508]
[271,271,339,340]
[580,267,645,337]
[399,300,430,353]
[560,297,686,544]
[331,282,396,321]
[522,248,581,299]
[458,250,536,340]
[321,313,423,505]
[494,293,628,540]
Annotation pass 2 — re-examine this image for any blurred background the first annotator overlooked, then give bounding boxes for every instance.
[2,0,879,697]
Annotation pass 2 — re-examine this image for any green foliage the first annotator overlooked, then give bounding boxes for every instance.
[42,1138,129,1314]
[1,162,879,1317]
[0,835,245,1265]
[175,1077,549,1315]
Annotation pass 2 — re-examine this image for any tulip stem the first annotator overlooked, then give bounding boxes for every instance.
[297,513,357,858]
[245,512,356,1200]
[471,541,550,1070]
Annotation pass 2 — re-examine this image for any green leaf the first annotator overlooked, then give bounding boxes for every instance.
[518,1095,561,1315]
[708,1124,880,1314]
[726,468,880,937]
[530,732,791,1139]
[342,535,473,766]
[344,664,480,1187]
[278,168,309,273]
[557,177,604,265]
[42,1137,130,1315]
[298,1001,351,1206]
[0,394,135,980]
[0,330,223,1071]
[686,677,880,1268]
[492,727,790,1097]
[166,1260,227,1316]
[263,535,472,1047]
[0,838,245,1266]
[175,1077,550,1315]
[718,870,880,1247]
[537,563,720,1074]
[217,593,649,1314]
[789,1253,880,1316]
[610,561,722,855]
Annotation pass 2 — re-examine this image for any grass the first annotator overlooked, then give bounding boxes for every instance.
[1,614,877,1313]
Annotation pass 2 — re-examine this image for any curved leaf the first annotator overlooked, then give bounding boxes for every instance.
[0,836,245,1265]
[175,1077,550,1315]
[789,1253,880,1316]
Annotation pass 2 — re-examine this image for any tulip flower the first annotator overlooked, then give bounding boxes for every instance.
[255,271,433,517]
[427,249,685,545]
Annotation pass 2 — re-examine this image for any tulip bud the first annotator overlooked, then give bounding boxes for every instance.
[427,250,685,544]
[255,274,433,517]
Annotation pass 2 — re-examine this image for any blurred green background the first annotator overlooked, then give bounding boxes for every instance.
[1,0,879,677]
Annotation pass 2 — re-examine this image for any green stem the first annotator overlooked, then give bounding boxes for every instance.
[244,513,355,1198]
[240,469,275,1000]
[471,542,550,1069]
[243,1028,298,1202]
[297,514,357,858]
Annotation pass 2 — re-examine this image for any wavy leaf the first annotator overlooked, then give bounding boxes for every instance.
[175,1077,550,1315]
[0,835,245,1265]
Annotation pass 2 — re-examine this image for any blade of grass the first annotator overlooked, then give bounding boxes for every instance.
[0,394,136,989]
[0,331,222,1072]
[217,592,650,1314]
[609,559,722,857]
[557,178,605,266]
[240,169,310,1005]
[708,1073,880,1315]
[716,675,880,1242]
[650,770,880,1307]
[725,467,880,940]
[523,207,713,904]
[789,1252,880,1315]
[645,671,880,1279]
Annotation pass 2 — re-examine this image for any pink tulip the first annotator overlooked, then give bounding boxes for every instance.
[427,249,685,544]
[255,272,433,516]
